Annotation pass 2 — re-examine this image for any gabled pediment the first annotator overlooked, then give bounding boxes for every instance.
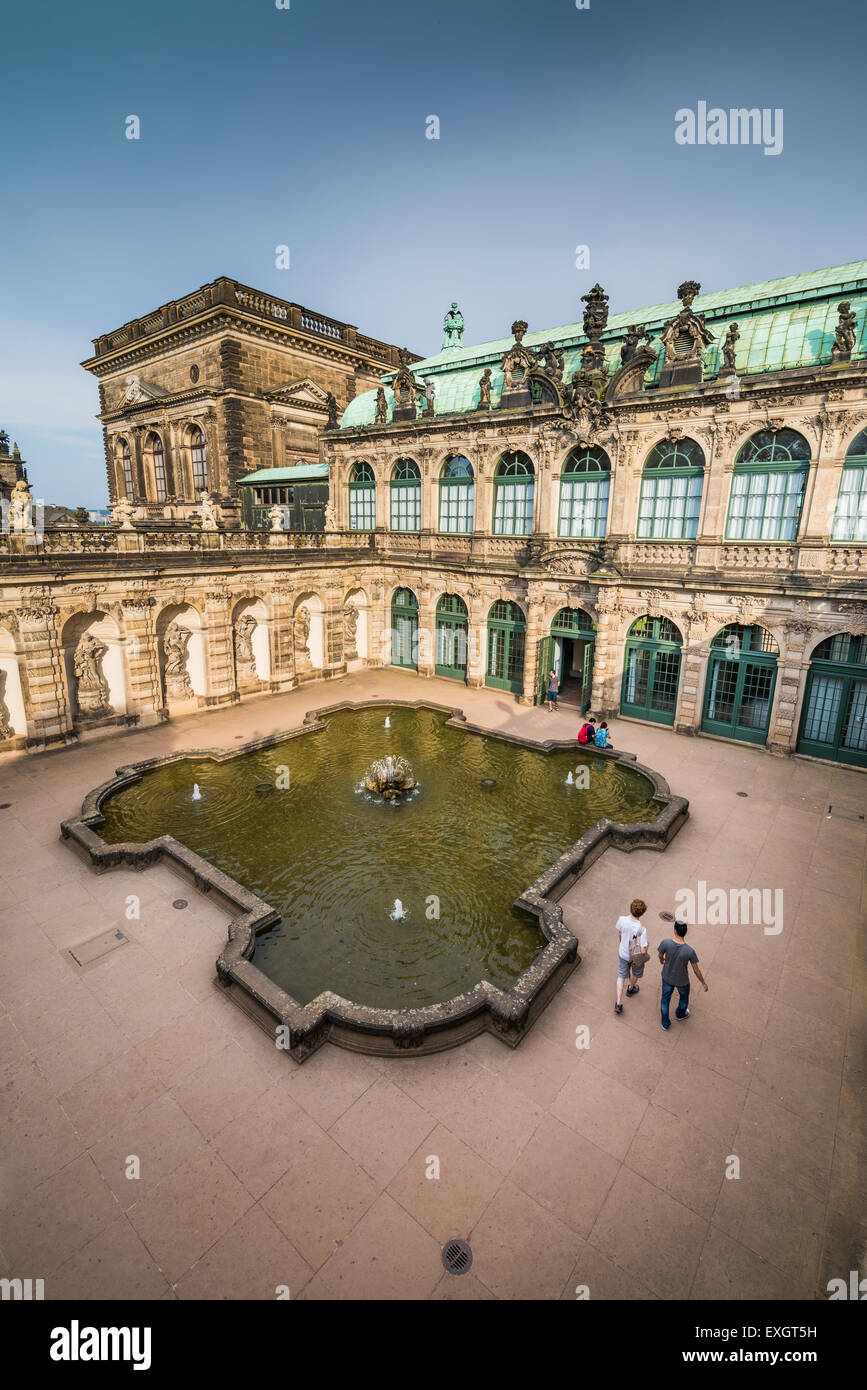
[267,377,330,407]
[122,375,169,405]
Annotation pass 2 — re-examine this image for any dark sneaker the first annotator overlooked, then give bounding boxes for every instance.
[676,1009,691,1020]
[614,1003,623,1015]
[626,985,639,997]
[661,1021,671,1030]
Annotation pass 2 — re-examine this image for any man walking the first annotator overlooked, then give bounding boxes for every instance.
[614,897,649,1014]
[546,667,560,712]
[657,921,708,1029]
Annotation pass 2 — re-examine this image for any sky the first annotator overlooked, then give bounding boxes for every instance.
[2,0,865,507]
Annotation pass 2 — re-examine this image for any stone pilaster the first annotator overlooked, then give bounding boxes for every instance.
[201,590,236,707]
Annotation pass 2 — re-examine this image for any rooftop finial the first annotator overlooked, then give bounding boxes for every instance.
[677,280,701,308]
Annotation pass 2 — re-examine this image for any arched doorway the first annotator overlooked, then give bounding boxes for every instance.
[797,633,867,768]
[486,601,525,693]
[435,594,468,680]
[537,608,596,709]
[391,589,418,669]
[702,624,779,744]
[621,616,683,725]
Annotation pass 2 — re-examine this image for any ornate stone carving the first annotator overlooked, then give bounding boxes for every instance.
[0,670,12,739]
[835,601,867,635]
[374,387,388,425]
[542,549,594,577]
[111,497,135,530]
[476,368,492,411]
[659,281,713,387]
[391,350,422,421]
[343,604,358,659]
[324,392,339,430]
[163,622,193,699]
[269,503,285,532]
[500,322,536,400]
[294,606,311,658]
[442,302,464,351]
[199,491,219,531]
[831,302,857,363]
[73,633,110,717]
[234,613,258,681]
[9,478,34,531]
[721,322,739,374]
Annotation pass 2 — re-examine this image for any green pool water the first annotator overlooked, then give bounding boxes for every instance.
[97,706,658,1009]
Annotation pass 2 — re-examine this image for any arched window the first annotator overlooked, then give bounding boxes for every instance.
[725,429,810,542]
[486,600,526,693]
[439,457,474,533]
[832,429,867,542]
[702,624,779,744]
[120,439,134,498]
[537,608,596,709]
[349,462,375,530]
[390,459,421,532]
[559,447,610,539]
[621,616,683,725]
[391,588,418,668]
[149,434,167,501]
[190,427,208,493]
[493,452,534,536]
[435,594,468,679]
[798,632,867,767]
[638,438,704,540]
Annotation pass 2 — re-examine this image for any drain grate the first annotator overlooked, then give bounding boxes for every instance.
[172,899,188,910]
[659,911,675,922]
[442,1239,472,1275]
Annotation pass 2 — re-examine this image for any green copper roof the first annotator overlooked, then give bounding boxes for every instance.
[237,464,329,484]
[341,259,867,429]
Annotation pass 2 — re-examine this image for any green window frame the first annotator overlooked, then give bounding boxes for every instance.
[486,600,526,693]
[390,588,418,669]
[537,608,596,708]
[435,593,468,679]
[349,462,375,531]
[637,439,704,540]
[438,456,474,533]
[702,624,779,744]
[831,430,867,542]
[797,632,867,768]
[725,429,810,542]
[390,458,421,532]
[493,452,534,536]
[558,448,610,538]
[620,616,683,725]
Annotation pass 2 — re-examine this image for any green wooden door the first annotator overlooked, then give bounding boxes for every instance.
[536,636,556,704]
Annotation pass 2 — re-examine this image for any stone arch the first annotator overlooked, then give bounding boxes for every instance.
[60,609,126,722]
[156,602,206,702]
[0,624,27,739]
[231,596,270,685]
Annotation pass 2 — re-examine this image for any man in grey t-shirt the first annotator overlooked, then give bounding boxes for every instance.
[657,920,708,1030]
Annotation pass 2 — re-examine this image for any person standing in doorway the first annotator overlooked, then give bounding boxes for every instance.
[546,668,560,712]
[614,898,648,1014]
[657,920,708,1029]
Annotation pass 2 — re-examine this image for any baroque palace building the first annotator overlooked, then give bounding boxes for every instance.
[1,262,866,768]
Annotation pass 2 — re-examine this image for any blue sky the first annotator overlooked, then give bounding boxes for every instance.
[2,0,865,506]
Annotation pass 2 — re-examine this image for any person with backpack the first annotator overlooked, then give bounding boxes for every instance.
[657,920,709,1029]
[614,898,649,1014]
[578,716,596,745]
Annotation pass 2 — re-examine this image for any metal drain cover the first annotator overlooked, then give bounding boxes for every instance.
[442,1239,472,1275]
[659,911,675,922]
[172,899,188,910]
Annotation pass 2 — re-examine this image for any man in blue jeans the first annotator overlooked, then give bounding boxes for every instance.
[657,921,708,1029]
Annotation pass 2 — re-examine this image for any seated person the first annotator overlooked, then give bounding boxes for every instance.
[578,717,596,744]
[594,721,612,748]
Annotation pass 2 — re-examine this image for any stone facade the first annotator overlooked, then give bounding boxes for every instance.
[82,277,419,524]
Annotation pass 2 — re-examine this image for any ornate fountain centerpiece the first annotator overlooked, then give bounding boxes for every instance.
[363,754,417,800]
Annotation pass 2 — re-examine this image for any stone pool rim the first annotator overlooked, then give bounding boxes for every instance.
[60,699,689,1063]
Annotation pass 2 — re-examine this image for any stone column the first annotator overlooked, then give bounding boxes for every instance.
[323,586,346,678]
[16,605,71,746]
[768,637,812,757]
[674,619,711,734]
[589,594,624,719]
[416,584,436,678]
[268,587,298,690]
[465,588,487,688]
[121,599,163,724]
[473,460,493,537]
[201,590,236,707]
[367,584,389,668]
[519,589,546,706]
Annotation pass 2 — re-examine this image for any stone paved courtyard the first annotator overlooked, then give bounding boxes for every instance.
[0,669,864,1301]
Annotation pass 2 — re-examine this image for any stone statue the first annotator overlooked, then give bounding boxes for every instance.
[234,614,258,680]
[112,496,135,530]
[511,320,528,346]
[662,306,713,367]
[677,280,702,308]
[0,670,13,739]
[268,503,285,532]
[375,387,388,425]
[343,604,358,658]
[477,368,492,410]
[536,343,565,380]
[423,378,437,416]
[442,302,464,351]
[325,392,339,429]
[73,632,110,716]
[831,301,857,362]
[199,491,218,531]
[722,323,740,373]
[295,606,310,658]
[163,622,193,699]
[621,324,644,365]
[324,500,337,530]
[0,429,9,454]
[10,478,33,531]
